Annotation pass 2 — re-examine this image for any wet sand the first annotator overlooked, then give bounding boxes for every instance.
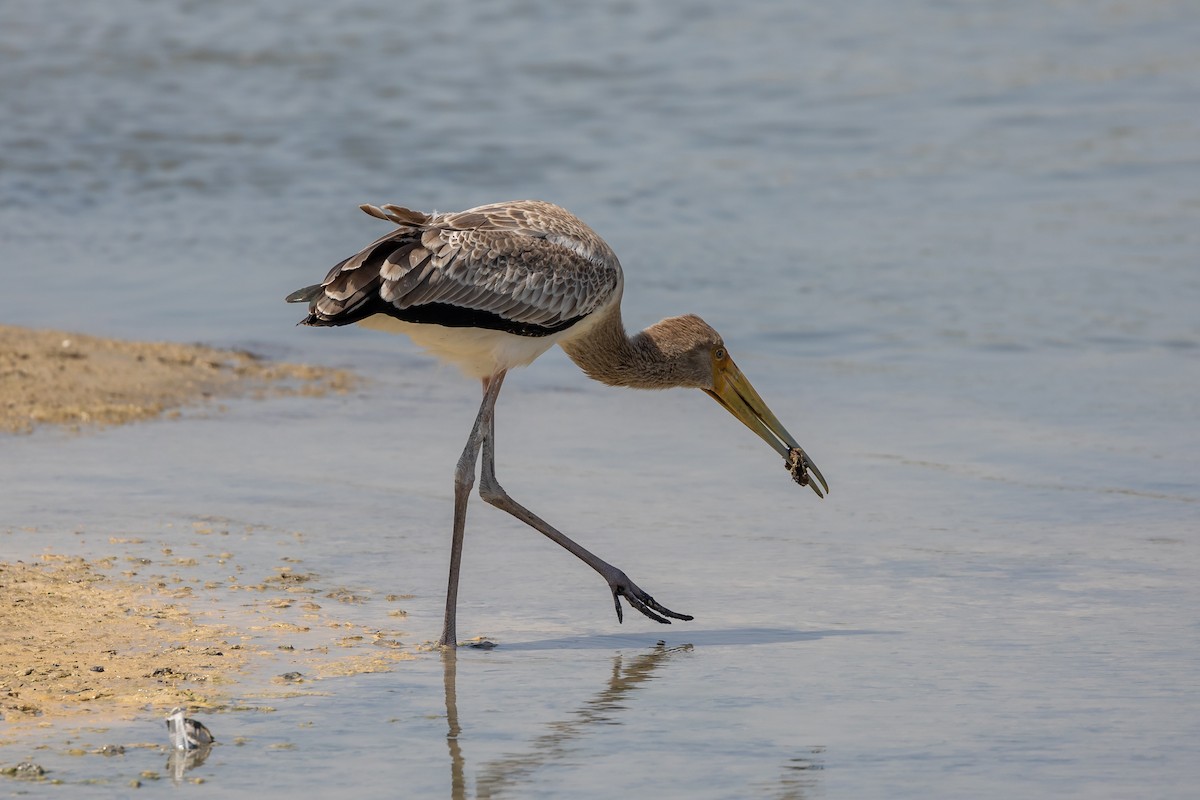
[0,324,353,433]
[0,543,418,731]
[0,326,418,731]
[0,555,250,722]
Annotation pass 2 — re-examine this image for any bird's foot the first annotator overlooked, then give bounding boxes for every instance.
[605,569,693,625]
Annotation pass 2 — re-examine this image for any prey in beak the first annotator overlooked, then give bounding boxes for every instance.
[703,347,829,498]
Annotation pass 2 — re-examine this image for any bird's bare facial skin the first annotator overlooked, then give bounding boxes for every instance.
[704,349,829,498]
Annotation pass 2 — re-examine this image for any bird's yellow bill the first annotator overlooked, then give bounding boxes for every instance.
[704,358,829,498]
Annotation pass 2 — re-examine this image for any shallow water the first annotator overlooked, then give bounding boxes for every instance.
[2,0,1199,797]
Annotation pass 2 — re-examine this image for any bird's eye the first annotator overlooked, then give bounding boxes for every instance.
[714,347,726,361]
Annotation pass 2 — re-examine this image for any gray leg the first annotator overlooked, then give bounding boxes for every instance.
[477,384,692,626]
[440,373,506,648]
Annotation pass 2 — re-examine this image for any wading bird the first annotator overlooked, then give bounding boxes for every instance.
[288,200,827,647]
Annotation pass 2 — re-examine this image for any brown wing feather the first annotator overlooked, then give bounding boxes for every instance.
[292,201,622,335]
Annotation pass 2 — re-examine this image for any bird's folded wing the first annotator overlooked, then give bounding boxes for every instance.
[307,208,618,333]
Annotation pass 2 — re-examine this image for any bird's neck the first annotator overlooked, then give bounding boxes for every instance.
[560,305,691,390]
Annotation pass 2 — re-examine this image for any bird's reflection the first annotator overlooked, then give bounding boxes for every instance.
[440,642,824,798]
[443,648,467,799]
[765,748,826,800]
[441,642,689,799]
[166,742,213,784]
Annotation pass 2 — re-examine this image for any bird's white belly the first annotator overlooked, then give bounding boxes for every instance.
[358,314,561,378]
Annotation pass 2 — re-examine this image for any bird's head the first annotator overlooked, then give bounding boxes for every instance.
[652,314,828,497]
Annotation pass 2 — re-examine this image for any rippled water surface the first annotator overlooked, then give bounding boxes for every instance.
[2,0,1199,797]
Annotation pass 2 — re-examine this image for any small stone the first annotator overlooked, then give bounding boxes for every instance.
[3,762,46,780]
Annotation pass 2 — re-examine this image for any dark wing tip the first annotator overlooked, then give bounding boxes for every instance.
[286,284,323,304]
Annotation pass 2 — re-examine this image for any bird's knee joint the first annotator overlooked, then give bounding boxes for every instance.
[453,470,476,496]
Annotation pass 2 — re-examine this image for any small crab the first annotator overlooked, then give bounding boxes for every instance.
[786,447,827,498]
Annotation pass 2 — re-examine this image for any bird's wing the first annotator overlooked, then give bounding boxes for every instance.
[297,201,620,335]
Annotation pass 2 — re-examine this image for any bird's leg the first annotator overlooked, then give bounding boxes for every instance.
[477,388,692,627]
[440,373,507,648]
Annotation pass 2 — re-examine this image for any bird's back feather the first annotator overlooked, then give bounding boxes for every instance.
[288,200,622,339]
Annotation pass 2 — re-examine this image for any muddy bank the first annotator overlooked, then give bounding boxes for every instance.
[0,324,355,433]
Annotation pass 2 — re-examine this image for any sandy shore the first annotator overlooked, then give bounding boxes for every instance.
[0,545,417,729]
[0,326,417,728]
[1,556,250,722]
[0,324,354,433]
